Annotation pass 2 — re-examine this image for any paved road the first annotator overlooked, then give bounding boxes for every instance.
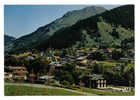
[5,83,97,96]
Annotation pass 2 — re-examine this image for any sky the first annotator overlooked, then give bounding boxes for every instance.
[4,5,121,38]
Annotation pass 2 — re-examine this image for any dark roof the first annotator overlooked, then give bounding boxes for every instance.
[7,66,27,70]
[89,74,104,80]
[79,74,104,80]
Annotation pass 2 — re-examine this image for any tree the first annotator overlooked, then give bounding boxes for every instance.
[28,58,49,75]
[121,37,134,51]
[55,70,74,85]
[5,55,22,66]
[112,50,123,60]
[54,62,78,85]
[123,63,134,86]
[92,63,104,74]
[87,51,105,61]
[111,28,119,39]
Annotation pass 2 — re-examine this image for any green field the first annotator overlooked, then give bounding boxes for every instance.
[5,85,83,96]
[80,88,134,96]
[4,85,135,96]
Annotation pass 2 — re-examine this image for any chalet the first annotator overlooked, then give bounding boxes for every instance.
[79,59,88,65]
[88,74,107,88]
[25,55,35,60]
[49,61,62,67]
[76,56,88,66]
[4,72,13,80]
[5,66,28,81]
[76,49,87,56]
[79,74,107,89]
[77,56,87,60]
[49,61,64,71]
[39,75,54,81]
[92,48,97,52]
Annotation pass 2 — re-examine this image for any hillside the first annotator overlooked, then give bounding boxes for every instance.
[4,35,15,44]
[6,6,106,53]
[35,5,134,50]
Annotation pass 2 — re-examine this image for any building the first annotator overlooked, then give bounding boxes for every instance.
[88,74,107,88]
[5,66,28,81]
[79,74,107,89]
[4,72,13,80]
[76,56,88,66]
[39,75,54,81]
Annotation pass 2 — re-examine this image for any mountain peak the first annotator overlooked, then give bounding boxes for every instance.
[63,6,106,18]
[83,6,96,10]
[5,6,107,53]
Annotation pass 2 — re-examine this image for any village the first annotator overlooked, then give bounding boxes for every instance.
[4,47,135,95]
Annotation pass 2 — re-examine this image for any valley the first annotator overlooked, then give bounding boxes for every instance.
[4,5,135,96]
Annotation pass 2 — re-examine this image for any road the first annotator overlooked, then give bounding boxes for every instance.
[5,83,97,96]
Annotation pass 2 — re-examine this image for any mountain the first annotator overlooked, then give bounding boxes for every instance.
[6,6,107,53]
[34,5,134,50]
[4,35,15,44]
[4,35,16,52]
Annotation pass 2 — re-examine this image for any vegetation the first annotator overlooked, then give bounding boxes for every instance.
[80,88,134,96]
[36,5,134,50]
[54,63,81,85]
[4,5,135,96]
[5,85,82,96]
[92,63,104,74]
[4,35,15,45]
[5,6,106,53]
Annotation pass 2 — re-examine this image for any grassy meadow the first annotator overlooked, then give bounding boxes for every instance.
[4,85,83,96]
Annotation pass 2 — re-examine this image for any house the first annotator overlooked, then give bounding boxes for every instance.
[88,74,107,89]
[25,55,35,60]
[5,66,28,81]
[37,75,54,84]
[92,48,97,52]
[49,61,62,67]
[49,61,65,71]
[54,56,60,61]
[76,49,87,56]
[39,75,54,81]
[4,72,13,80]
[76,56,88,66]
[77,56,87,60]
[79,74,107,89]
[79,59,88,65]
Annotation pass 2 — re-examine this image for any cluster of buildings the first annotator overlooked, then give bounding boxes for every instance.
[4,47,134,90]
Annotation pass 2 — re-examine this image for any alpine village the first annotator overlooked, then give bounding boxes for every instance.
[4,5,135,96]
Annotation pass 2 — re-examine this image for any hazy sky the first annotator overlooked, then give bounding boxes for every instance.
[4,5,120,38]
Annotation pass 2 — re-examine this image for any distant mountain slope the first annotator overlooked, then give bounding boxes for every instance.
[4,35,16,52]
[6,6,106,53]
[4,35,15,44]
[37,5,134,50]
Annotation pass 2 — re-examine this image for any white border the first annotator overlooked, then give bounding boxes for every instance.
[0,0,136,4]
[0,0,139,100]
